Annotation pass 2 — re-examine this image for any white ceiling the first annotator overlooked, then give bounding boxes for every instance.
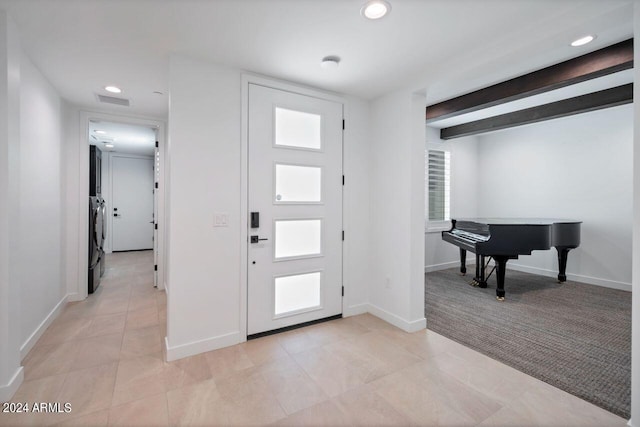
[88,121,157,156]
[0,0,633,119]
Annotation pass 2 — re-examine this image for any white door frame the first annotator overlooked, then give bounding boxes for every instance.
[240,74,346,339]
[78,111,166,300]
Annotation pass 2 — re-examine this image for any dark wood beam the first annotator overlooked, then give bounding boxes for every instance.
[439,83,633,140]
[426,39,633,123]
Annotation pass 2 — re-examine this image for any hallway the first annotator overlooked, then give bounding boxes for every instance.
[1,251,164,426]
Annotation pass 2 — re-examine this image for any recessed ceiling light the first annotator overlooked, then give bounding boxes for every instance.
[104,85,122,94]
[571,35,595,47]
[94,130,106,135]
[104,144,114,148]
[321,56,341,69]
[361,0,391,20]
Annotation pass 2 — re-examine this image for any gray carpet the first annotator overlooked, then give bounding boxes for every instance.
[425,267,631,418]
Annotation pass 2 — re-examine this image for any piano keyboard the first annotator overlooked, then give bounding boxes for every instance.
[450,229,489,242]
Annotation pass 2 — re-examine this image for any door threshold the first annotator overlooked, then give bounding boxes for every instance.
[247,314,342,340]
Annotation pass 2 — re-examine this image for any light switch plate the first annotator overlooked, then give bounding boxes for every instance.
[214,212,229,227]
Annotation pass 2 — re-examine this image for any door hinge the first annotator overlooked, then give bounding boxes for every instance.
[342,286,344,297]
[342,119,345,130]
[154,265,158,271]
[154,223,158,230]
[155,182,158,189]
[342,230,344,241]
[342,175,344,186]
[155,141,159,148]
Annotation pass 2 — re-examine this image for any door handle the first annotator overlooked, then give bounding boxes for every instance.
[250,235,268,244]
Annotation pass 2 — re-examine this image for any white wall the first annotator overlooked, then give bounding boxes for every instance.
[408,94,427,325]
[424,127,479,271]
[0,10,23,402]
[342,97,372,316]
[166,56,243,360]
[368,90,426,332]
[61,103,82,300]
[0,12,68,400]
[630,3,639,425]
[475,105,633,290]
[18,51,66,353]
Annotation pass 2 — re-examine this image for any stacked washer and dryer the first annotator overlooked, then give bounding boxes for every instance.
[88,145,106,294]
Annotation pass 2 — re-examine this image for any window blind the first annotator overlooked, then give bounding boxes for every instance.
[426,149,450,222]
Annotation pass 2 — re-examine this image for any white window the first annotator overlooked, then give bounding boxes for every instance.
[425,149,450,228]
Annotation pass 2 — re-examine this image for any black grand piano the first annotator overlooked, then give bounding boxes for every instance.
[441,218,581,301]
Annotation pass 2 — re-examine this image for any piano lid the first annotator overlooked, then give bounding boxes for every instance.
[455,218,582,225]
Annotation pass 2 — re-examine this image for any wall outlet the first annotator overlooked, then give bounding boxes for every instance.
[385,276,391,289]
[214,212,229,227]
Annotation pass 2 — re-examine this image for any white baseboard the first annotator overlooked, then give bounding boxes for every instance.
[508,263,632,292]
[165,331,243,362]
[20,295,68,360]
[343,303,368,317]
[66,292,84,303]
[425,261,460,273]
[425,260,631,292]
[367,304,426,333]
[0,366,23,402]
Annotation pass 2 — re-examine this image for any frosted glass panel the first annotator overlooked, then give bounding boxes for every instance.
[275,220,321,259]
[275,164,322,202]
[275,107,321,150]
[275,272,321,315]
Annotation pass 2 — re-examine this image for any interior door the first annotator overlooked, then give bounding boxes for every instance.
[247,83,343,336]
[112,156,154,251]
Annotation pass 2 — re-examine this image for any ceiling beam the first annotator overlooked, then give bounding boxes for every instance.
[426,39,633,123]
[439,83,632,140]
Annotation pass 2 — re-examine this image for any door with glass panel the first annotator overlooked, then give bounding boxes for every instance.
[247,83,343,335]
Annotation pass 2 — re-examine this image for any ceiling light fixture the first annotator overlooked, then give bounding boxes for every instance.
[361,0,391,20]
[571,35,595,47]
[94,130,106,134]
[105,143,114,148]
[321,56,341,69]
[104,85,122,94]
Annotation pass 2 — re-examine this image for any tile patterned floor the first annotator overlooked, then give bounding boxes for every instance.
[0,251,628,426]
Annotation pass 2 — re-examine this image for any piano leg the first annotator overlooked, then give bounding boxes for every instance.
[470,254,481,287]
[555,246,575,282]
[459,249,467,275]
[494,256,509,301]
[477,255,487,288]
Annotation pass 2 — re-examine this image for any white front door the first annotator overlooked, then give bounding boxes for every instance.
[112,156,154,251]
[247,83,343,336]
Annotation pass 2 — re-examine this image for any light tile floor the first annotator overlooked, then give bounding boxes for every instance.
[0,251,628,426]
